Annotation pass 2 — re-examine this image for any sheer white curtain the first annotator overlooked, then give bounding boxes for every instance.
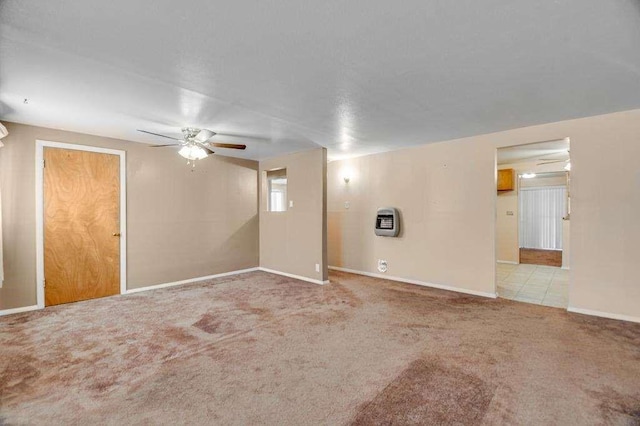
[519,186,567,250]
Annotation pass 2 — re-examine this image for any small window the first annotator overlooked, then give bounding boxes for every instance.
[267,169,287,212]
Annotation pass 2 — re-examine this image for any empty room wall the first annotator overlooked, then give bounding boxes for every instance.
[328,109,640,321]
[259,148,328,283]
[329,138,497,297]
[0,122,259,310]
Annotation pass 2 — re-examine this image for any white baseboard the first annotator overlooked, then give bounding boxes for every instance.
[258,267,329,285]
[496,260,519,265]
[567,306,640,324]
[0,305,40,317]
[125,267,260,294]
[328,266,496,299]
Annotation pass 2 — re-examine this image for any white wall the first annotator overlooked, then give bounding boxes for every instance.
[329,109,640,321]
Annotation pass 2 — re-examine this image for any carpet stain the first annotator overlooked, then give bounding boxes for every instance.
[326,279,362,308]
[380,287,442,312]
[2,314,31,326]
[574,315,640,347]
[401,323,431,329]
[382,285,502,318]
[352,359,495,425]
[449,295,496,308]
[0,355,41,402]
[87,376,119,394]
[589,388,640,425]
[193,313,238,335]
[162,325,197,343]
[235,301,274,322]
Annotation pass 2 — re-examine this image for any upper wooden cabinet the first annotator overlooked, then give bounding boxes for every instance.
[497,169,514,191]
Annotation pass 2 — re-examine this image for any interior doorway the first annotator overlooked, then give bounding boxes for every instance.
[36,141,127,308]
[495,138,570,308]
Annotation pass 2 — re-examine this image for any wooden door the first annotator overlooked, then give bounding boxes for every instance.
[44,147,121,306]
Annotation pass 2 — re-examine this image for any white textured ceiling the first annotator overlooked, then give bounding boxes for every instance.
[1,1,640,161]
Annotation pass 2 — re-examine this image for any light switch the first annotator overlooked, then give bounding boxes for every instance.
[289,200,294,208]
[344,201,350,209]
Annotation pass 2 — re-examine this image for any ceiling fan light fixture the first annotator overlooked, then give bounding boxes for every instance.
[0,122,8,139]
[178,144,208,161]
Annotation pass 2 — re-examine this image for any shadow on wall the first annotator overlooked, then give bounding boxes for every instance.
[0,101,14,117]
[328,212,343,268]
[223,214,259,263]
[394,208,405,238]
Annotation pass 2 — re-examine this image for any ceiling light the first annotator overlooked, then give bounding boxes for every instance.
[564,162,571,171]
[521,173,536,179]
[178,144,208,161]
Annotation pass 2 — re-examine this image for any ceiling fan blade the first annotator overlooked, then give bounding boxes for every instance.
[149,143,182,148]
[194,129,216,143]
[196,142,215,155]
[215,132,269,141]
[137,129,182,141]
[537,160,565,166]
[209,142,247,150]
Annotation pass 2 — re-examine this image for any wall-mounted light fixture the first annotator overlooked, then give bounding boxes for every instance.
[342,167,353,184]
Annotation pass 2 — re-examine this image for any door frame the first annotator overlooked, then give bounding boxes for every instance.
[494,137,571,299]
[35,140,127,309]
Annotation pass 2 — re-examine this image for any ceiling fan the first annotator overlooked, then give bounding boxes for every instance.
[137,127,248,165]
[537,151,571,171]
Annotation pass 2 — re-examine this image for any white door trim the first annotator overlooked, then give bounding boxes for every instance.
[35,140,127,309]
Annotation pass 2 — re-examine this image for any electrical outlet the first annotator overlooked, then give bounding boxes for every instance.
[315,263,320,272]
[377,259,388,273]
[344,201,350,209]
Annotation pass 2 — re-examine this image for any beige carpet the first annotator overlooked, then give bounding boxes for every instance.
[1,271,639,425]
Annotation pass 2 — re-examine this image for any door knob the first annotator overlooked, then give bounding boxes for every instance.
[112,232,121,237]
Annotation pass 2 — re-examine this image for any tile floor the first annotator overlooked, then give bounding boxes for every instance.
[496,263,568,308]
